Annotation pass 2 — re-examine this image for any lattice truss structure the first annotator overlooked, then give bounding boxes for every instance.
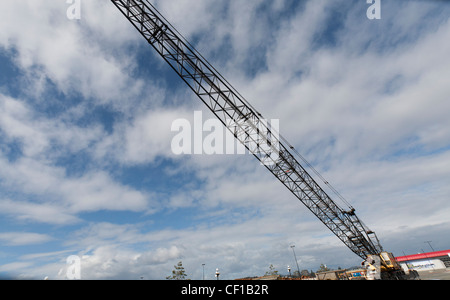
[111,0,383,259]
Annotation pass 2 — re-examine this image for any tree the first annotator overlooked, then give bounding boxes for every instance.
[317,264,330,273]
[264,264,279,276]
[166,261,188,280]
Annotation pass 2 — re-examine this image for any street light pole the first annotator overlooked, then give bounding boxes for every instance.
[290,245,301,277]
[202,264,205,280]
[424,241,435,252]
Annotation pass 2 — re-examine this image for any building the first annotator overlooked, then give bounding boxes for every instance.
[315,269,349,280]
[396,250,450,272]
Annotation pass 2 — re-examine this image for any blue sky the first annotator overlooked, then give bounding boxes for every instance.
[0,0,450,279]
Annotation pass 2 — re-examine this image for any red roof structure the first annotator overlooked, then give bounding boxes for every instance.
[396,250,450,262]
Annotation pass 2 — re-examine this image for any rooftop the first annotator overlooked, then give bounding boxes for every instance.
[396,250,450,262]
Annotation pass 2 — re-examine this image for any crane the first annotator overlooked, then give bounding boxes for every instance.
[110,0,417,280]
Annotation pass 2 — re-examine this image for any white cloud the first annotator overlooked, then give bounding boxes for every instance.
[95,108,188,165]
[1,0,450,280]
[0,92,157,222]
[48,214,333,280]
[0,0,145,109]
[0,94,103,158]
[232,1,450,164]
[0,156,153,216]
[0,199,80,225]
[0,262,35,275]
[0,232,53,246]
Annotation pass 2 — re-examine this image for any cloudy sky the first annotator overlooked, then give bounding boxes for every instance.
[0,0,449,280]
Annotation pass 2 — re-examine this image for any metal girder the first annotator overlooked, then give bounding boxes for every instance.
[111,0,383,259]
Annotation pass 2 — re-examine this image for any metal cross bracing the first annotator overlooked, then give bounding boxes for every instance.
[111,0,383,259]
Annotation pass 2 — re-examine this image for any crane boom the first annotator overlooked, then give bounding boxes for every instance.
[111,0,383,260]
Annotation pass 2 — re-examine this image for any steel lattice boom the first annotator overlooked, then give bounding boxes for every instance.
[111,0,383,259]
